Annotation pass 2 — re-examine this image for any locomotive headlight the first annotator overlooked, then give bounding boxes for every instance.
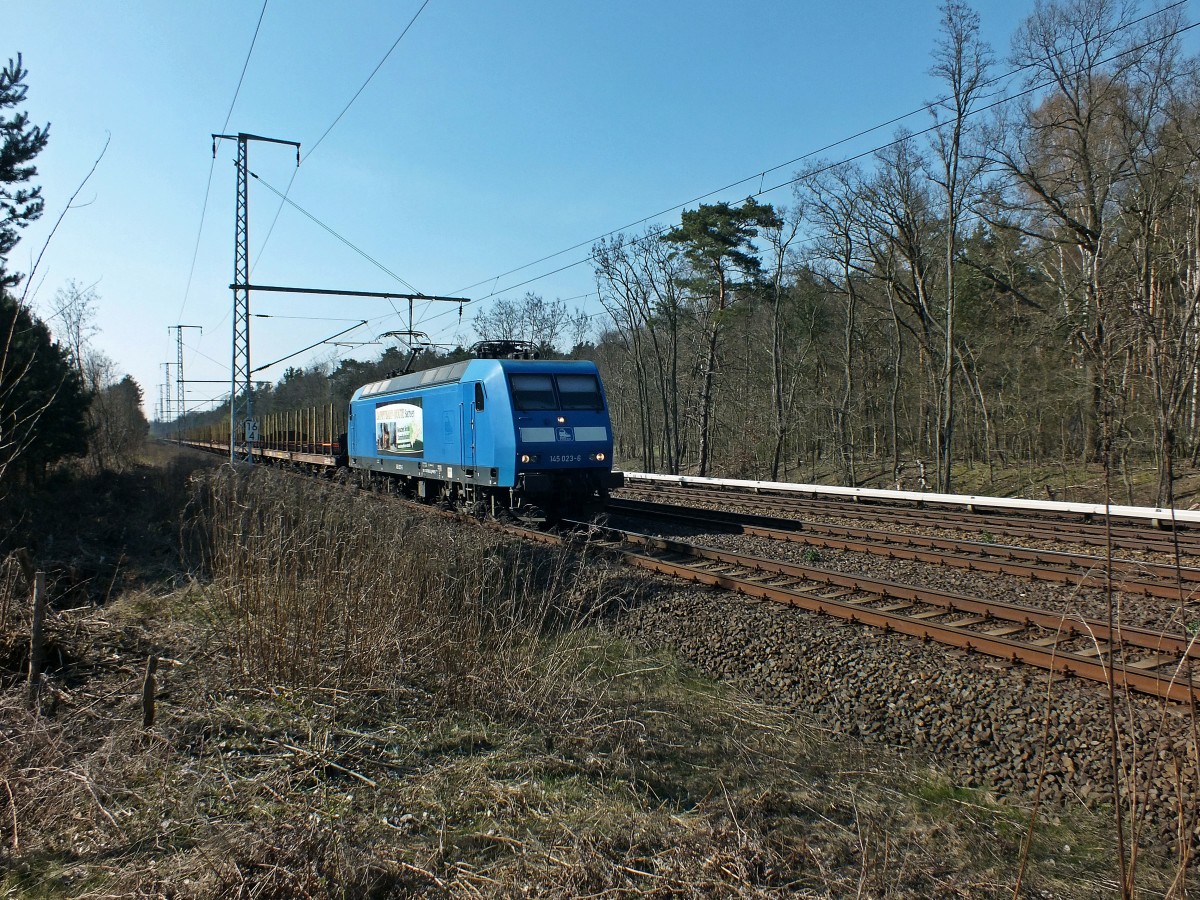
[592,452,606,462]
[520,453,539,464]
[556,415,566,424]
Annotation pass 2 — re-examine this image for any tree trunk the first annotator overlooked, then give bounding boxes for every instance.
[698,318,719,477]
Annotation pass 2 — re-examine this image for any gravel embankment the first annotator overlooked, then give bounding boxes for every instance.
[697,530,1196,635]
[606,503,1200,636]
[604,510,1200,852]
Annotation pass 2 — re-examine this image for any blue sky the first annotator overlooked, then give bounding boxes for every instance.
[9,1,1190,417]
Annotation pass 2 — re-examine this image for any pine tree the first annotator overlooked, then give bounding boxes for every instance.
[664,199,780,475]
[1,292,91,481]
[0,54,87,483]
[0,54,50,289]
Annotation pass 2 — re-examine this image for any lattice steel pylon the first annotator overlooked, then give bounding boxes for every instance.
[168,324,202,440]
[212,132,300,463]
[162,362,172,425]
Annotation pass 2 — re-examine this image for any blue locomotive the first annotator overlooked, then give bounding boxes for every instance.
[347,347,622,519]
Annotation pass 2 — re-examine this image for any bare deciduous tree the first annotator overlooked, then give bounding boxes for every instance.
[49,279,100,377]
[473,292,586,356]
[595,232,689,473]
[84,353,147,471]
[928,0,993,491]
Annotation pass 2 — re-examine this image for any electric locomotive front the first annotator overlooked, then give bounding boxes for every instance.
[501,358,622,511]
[346,356,621,518]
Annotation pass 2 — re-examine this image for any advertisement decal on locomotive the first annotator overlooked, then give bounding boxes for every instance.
[375,399,423,456]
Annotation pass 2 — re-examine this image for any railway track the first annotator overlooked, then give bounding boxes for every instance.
[174,442,1200,703]
[605,496,1200,600]
[620,480,1200,556]
[537,519,1200,704]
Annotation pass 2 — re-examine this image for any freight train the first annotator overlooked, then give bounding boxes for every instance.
[181,344,623,522]
[347,348,621,519]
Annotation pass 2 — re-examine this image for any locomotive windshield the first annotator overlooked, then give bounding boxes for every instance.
[510,374,558,410]
[510,371,605,411]
[555,374,603,410]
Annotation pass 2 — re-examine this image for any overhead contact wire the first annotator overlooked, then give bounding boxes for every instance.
[438,1,1191,305]
[253,0,432,272]
[249,170,421,293]
[306,0,433,160]
[417,11,1198,342]
[176,0,270,324]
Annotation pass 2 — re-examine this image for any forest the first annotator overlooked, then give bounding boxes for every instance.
[166,0,1200,509]
[590,0,1200,508]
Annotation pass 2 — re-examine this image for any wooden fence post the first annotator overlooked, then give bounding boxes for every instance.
[27,571,46,710]
[141,656,158,728]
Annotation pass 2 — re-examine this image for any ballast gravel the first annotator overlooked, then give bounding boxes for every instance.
[606,527,1200,855]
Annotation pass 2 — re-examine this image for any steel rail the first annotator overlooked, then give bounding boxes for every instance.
[605,497,1200,599]
[604,527,1200,657]
[623,471,1200,527]
[636,480,1200,540]
[621,482,1200,556]
[558,521,1200,704]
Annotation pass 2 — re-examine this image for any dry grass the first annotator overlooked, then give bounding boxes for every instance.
[189,466,634,725]
[0,461,1185,897]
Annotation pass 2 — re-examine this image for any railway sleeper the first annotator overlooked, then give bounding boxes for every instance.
[984,624,1026,637]
[818,588,858,600]
[1127,652,1181,670]
[947,615,989,627]
[764,577,801,587]
[1030,634,1070,647]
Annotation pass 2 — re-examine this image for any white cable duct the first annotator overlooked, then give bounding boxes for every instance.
[622,472,1200,526]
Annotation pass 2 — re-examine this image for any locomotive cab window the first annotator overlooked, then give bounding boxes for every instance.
[510,374,557,410]
[555,374,603,410]
[474,382,485,411]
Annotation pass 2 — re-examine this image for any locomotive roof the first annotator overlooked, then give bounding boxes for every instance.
[354,357,597,400]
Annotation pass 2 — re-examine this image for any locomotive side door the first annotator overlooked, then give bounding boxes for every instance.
[464,381,486,469]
